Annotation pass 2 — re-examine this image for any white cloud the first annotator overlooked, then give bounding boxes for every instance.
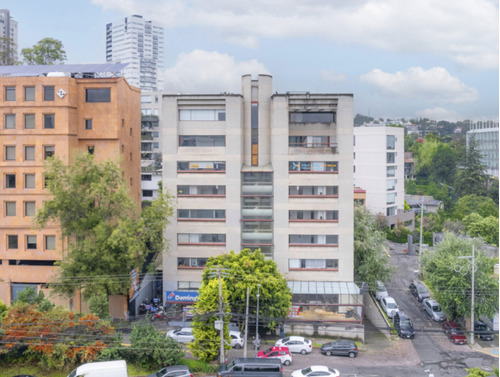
[93,0,499,69]
[414,107,463,122]
[162,50,269,92]
[359,67,479,103]
[321,70,347,83]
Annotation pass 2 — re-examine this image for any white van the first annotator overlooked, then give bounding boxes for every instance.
[67,360,128,377]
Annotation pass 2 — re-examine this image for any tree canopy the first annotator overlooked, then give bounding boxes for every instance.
[422,233,498,319]
[454,138,488,197]
[21,37,67,65]
[354,205,395,288]
[35,153,172,299]
[201,249,291,331]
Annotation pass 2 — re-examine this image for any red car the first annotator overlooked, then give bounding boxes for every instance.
[443,321,467,345]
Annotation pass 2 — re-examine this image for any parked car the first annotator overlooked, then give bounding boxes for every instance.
[320,339,358,358]
[230,330,244,349]
[217,358,282,377]
[409,281,430,302]
[275,336,312,354]
[375,281,389,301]
[442,321,467,345]
[393,311,415,339]
[422,299,446,322]
[380,296,399,318]
[166,327,194,343]
[474,320,495,341]
[257,346,293,366]
[147,365,193,377]
[291,366,339,377]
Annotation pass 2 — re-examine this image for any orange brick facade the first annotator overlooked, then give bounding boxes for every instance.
[0,75,141,306]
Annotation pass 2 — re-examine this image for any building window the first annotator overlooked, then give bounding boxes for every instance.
[289,259,338,270]
[153,142,159,149]
[43,86,55,101]
[289,210,338,221]
[177,233,226,244]
[5,114,15,129]
[142,190,153,197]
[387,152,396,164]
[130,128,132,136]
[24,86,35,101]
[387,193,396,205]
[5,146,15,161]
[177,161,225,172]
[44,146,55,159]
[179,135,226,147]
[7,235,18,249]
[387,166,396,177]
[387,135,396,150]
[386,179,396,191]
[177,185,226,196]
[24,201,36,216]
[5,174,15,188]
[387,206,397,216]
[5,86,15,101]
[25,174,35,189]
[24,114,35,129]
[141,174,152,181]
[129,152,132,161]
[85,88,111,103]
[88,146,95,155]
[45,235,56,250]
[288,186,338,196]
[179,109,226,121]
[289,112,335,123]
[25,146,35,161]
[5,202,16,216]
[26,235,37,249]
[178,209,225,220]
[85,119,92,130]
[121,144,124,153]
[177,281,202,290]
[130,178,133,186]
[178,257,208,268]
[141,95,152,103]
[289,234,338,246]
[288,136,334,147]
[289,161,338,172]
[44,114,55,129]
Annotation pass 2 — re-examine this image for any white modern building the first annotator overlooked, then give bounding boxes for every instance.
[466,121,499,177]
[159,75,362,331]
[106,15,164,91]
[0,9,18,65]
[353,125,411,228]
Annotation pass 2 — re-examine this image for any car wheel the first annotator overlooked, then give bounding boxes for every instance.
[349,352,356,358]
[234,344,242,349]
[325,351,332,356]
[284,360,291,366]
[300,349,307,355]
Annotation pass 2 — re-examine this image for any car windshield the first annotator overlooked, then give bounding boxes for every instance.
[401,320,412,327]
[417,286,427,293]
[282,337,290,343]
[476,323,487,331]
[432,305,442,312]
[301,367,312,375]
[450,328,463,335]
[387,303,398,309]
[264,347,272,354]
[156,368,168,377]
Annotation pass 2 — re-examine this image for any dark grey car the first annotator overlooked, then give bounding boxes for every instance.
[409,281,430,302]
[474,321,495,341]
[147,365,192,377]
[320,339,358,358]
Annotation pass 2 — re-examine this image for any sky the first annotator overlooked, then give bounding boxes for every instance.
[3,0,499,122]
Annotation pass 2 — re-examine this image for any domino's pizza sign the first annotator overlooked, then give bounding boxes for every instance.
[165,291,199,303]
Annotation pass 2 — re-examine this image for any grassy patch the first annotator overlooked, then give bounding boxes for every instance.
[0,362,67,377]
[180,358,218,374]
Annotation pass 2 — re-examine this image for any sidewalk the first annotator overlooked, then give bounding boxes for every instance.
[470,341,499,358]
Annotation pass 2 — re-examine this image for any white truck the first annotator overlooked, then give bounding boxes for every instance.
[67,360,128,377]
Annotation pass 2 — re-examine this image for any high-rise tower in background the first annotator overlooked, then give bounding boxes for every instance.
[0,9,18,65]
[106,15,164,91]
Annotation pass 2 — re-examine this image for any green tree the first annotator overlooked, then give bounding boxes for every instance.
[405,179,418,195]
[201,249,291,332]
[14,287,54,312]
[487,177,499,205]
[0,36,17,65]
[21,38,67,65]
[189,278,231,362]
[465,368,491,377]
[354,205,395,288]
[422,233,499,319]
[88,293,110,319]
[453,195,498,220]
[454,138,488,197]
[130,322,184,368]
[462,213,499,246]
[429,143,456,185]
[35,153,172,299]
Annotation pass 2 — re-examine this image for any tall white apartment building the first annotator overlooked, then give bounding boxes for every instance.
[353,125,406,227]
[0,9,18,65]
[106,15,164,91]
[162,74,355,294]
[466,120,499,177]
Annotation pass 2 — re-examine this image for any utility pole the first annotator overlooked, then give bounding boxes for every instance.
[418,194,424,277]
[217,265,225,364]
[254,284,261,357]
[243,286,249,357]
[455,246,476,345]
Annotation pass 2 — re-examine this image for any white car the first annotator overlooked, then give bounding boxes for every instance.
[275,336,312,354]
[229,330,244,349]
[380,296,399,318]
[166,327,194,343]
[291,365,340,377]
[375,281,389,301]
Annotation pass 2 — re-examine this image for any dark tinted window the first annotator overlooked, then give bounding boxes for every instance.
[86,88,111,102]
[44,86,55,101]
[244,365,280,372]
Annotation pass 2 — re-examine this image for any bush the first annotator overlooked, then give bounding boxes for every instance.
[180,358,218,373]
[129,322,184,369]
[88,294,110,319]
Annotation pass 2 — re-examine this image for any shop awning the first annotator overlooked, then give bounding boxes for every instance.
[287,281,360,295]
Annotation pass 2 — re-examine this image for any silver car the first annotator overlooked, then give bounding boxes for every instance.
[380,296,399,318]
[423,299,446,322]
